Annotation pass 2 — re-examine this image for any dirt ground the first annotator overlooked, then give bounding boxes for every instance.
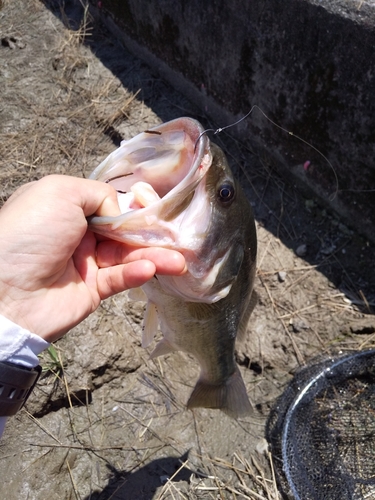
[0,1,374,499]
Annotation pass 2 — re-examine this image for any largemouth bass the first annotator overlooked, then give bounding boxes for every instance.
[89,117,257,418]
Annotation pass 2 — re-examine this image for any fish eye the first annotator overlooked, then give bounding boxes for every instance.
[217,183,235,204]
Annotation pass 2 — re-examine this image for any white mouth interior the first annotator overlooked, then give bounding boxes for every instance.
[101,130,196,206]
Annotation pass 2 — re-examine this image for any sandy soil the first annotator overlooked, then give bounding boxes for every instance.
[0,1,374,499]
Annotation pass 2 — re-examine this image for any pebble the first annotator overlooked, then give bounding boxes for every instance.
[296,244,307,257]
[291,318,309,332]
[256,438,269,455]
[278,271,287,282]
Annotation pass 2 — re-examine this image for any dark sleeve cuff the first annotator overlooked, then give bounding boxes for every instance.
[0,361,42,416]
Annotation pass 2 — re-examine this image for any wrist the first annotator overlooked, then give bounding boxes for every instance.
[0,315,48,417]
[0,301,33,338]
[0,291,56,342]
[0,281,32,332]
[0,315,49,367]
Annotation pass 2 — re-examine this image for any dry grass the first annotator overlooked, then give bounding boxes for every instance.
[25,402,281,500]
[0,3,140,204]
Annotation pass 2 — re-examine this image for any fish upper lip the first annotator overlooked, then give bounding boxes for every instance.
[89,117,210,191]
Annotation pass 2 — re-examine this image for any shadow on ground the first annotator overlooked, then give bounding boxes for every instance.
[87,453,192,500]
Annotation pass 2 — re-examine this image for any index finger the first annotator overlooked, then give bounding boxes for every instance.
[37,175,122,218]
[96,240,187,276]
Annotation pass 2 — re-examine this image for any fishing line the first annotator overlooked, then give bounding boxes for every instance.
[195,104,339,200]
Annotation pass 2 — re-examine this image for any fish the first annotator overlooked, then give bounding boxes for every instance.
[89,117,257,418]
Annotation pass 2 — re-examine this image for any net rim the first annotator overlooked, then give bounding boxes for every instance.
[281,348,375,500]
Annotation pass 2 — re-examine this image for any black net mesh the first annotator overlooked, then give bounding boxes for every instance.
[266,349,375,500]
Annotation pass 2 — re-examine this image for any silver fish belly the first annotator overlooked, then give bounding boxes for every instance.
[89,117,257,418]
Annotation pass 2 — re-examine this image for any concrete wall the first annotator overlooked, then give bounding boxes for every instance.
[92,0,375,241]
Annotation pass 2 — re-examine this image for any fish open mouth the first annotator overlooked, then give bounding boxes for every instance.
[88,117,212,248]
[90,117,210,209]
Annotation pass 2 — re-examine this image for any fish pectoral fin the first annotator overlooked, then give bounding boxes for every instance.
[186,366,252,419]
[142,301,159,348]
[128,287,148,302]
[149,338,178,359]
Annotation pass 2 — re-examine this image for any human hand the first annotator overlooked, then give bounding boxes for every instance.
[0,175,186,342]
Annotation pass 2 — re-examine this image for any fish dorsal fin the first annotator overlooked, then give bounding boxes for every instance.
[237,290,258,342]
[128,287,148,302]
[142,300,159,348]
[149,338,178,359]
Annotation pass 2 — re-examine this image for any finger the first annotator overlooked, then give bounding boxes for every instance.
[72,230,99,291]
[96,241,187,275]
[37,175,122,217]
[97,261,157,299]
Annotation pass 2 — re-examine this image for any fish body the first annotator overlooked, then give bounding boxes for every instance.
[89,118,257,418]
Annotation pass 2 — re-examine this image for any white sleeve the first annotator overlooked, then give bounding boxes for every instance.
[0,315,50,437]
